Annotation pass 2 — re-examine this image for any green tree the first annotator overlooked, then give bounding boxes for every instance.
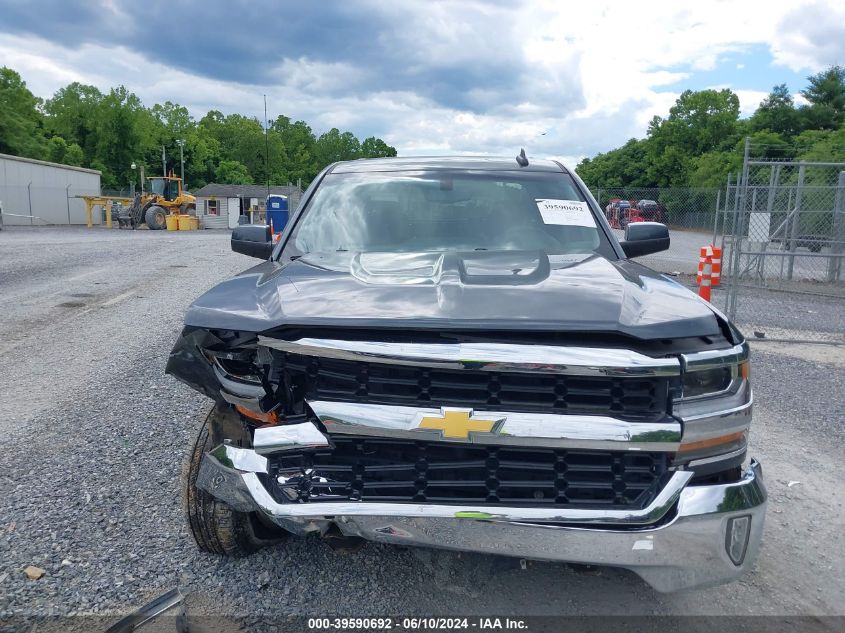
[361,136,397,158]
[800,65,845,130]
[93,86,147,188]
[796,125,845,162]
[746,130,794,159]
[652,89,741,155]
[271,115,317,185]
[215,159,253,184]
[750,84,800,137]
[47,136,69,163]
[314,128,361,166]
[5,66,399,191]
[45,136,83,166]
[43,82,104,164]
[576,138,654,187]
[688,151,740,188]
[200,112,284,186]
[0,67,47,158]
[64,142,84,166]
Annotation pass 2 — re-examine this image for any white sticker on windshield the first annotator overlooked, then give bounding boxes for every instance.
[536,199,595,227]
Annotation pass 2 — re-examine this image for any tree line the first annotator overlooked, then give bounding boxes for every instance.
[0,66,397,190]
[4,64,843,193]
[575,66,845,190]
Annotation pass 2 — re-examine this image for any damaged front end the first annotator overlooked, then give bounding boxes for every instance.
[166,327,766,593]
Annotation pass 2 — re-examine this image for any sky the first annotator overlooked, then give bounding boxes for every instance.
[1,0,844,166]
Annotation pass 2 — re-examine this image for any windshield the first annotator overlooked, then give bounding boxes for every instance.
[148,178,167,196]
[291,170,606,255]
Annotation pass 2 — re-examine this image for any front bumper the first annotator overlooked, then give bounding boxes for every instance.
[197,447,766,592]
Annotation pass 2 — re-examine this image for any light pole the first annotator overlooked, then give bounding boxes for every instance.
[264,94,270,199]
[130,162,145,195]
[176,139,186,188]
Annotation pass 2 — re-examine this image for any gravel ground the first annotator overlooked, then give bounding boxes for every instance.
[0,226,843,631]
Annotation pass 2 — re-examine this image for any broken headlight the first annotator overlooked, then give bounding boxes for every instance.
[674,344,751,469]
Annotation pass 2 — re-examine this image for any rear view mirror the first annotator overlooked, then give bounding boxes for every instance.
[620,222,670,258]
[231,224,273,259]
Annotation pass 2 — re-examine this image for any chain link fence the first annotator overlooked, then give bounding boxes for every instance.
[591,186,721,275]
[719,156,845,343]
[589,156,845,344]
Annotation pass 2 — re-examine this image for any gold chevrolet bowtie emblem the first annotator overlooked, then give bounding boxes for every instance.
[417,409,505,440]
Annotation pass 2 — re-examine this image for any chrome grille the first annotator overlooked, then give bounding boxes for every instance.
[266,437,669,509]
[274,352,668,420]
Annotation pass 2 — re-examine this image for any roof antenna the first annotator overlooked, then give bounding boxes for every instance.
[516,148,529,167]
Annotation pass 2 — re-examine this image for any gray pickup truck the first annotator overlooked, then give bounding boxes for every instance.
[167,155,765,592]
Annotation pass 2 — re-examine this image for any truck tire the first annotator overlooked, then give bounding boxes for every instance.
[183,407,287,556]
[145,205,168,230]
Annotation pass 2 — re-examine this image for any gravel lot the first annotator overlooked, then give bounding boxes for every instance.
[0,226,843,630]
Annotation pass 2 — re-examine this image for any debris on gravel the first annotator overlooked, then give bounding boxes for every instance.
[23,566,45,581]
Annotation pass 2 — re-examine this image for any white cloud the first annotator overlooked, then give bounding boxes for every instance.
[769,1,845,71]
[733,89,771,117]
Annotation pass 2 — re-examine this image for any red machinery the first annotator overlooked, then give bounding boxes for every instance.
[605,199,665,229]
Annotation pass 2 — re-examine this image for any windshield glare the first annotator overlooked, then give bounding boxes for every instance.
[292,171,603,255]
[148,178,166,195]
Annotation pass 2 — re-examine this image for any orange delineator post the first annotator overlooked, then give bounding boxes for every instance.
[698,245,714,302]
[711,246,721,285]
[697,244,722,286]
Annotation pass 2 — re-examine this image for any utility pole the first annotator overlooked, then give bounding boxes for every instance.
[176,139,186,187]
[161,145,167,176]
[264,94,270,198]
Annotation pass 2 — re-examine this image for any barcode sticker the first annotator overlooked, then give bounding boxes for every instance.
[536,199,595,227]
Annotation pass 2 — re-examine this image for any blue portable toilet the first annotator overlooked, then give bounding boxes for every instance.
[266,195,288,232]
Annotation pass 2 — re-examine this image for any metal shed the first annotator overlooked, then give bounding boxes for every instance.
[0,153,101,225]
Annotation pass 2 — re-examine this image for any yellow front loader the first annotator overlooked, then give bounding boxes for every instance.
[118,176,196,229]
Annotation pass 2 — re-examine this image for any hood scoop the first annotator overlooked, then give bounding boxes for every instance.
[458,251,550,285]
[351,252,444,285]
[349,251,551,286]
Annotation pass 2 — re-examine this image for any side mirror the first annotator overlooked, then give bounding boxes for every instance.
[620,222,670,258]
[231,224,274,259]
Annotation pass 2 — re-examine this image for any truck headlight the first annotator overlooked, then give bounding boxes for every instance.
[682,359,748,400]
[674,344,752,469]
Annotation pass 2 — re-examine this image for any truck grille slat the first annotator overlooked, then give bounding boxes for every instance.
[266,437,669,509]
[278,353,667,420]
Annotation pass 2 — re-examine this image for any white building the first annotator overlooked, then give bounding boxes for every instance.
[0,153,101,225]
[193,184,303,229]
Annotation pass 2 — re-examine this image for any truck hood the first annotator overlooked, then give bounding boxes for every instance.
[183,250,721,340]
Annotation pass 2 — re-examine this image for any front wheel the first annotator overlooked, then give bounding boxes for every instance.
[183,406,288,556]
[145,205,168,230]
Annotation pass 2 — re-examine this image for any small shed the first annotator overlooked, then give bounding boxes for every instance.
[192,184,303,229]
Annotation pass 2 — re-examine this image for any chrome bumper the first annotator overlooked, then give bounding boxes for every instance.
[197,445,766,592]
